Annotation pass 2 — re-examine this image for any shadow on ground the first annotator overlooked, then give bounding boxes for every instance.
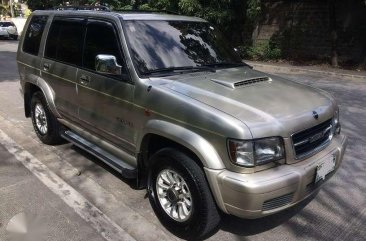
[68,144,138,189]
[220,194,314,236]
[0,49,19,82]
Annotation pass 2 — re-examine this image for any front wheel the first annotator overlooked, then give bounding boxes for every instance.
[148,148,220,239]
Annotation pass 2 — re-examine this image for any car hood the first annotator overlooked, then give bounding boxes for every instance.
[159,67,335,138]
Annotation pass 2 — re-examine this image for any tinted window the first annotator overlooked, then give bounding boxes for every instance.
[83,21,122,71]
[23,16,48,55]
[124,20,243,75]
[0,22,15,27]
[45,18,84,66]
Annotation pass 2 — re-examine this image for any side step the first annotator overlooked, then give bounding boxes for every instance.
[61,130,137,179]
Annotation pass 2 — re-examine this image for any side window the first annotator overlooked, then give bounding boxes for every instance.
[83,21,124,72]
[23,15,48,55]
[45,18,84,66]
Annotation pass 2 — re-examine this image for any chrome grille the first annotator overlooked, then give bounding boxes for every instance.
[292,119,332,159]
[234,77,270,87]
[262,192,294,211]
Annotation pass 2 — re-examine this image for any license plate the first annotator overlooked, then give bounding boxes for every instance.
[315,154,336,183]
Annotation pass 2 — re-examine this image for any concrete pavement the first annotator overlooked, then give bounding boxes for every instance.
[0,140,108,241]
[0,128,136,241]
[0,40,365,241]
[245,60,366,80]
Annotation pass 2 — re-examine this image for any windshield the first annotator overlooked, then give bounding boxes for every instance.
[0,22,14,27]
[123,20,243,76]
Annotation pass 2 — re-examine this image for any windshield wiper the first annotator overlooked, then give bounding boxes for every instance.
[202,62,248,68]
[142,66,216,76]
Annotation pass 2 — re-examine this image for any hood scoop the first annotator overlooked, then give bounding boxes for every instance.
[211,76,271,89]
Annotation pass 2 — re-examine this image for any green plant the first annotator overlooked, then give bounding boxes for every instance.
[238,40,282,60]
[179,0,201,15]
[246,0,262,22]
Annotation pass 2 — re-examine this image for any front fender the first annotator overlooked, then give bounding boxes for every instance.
[138,119,225,170]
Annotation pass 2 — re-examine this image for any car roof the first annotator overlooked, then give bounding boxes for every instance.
[32,10,206,22]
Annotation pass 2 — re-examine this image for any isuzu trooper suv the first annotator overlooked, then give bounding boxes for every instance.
[17,9,348,239]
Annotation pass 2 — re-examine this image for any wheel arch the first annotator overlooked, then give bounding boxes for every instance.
[23,78,61,118]
[24,82,41,117]
[137,120,225,171]
[139,133,204,171]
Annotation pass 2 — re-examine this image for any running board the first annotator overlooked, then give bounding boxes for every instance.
[61,130,137,178]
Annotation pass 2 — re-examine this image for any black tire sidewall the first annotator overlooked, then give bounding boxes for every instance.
[30,92,61,144]
[148,149,218,239]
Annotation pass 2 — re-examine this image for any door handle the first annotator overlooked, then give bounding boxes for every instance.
[79,75,90,85]
[43,63,50,71]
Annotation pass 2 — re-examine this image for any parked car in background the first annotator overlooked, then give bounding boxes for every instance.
[0,21,19,40]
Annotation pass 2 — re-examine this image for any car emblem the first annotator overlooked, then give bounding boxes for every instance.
[309,132,323,143]
[312,111,319,119]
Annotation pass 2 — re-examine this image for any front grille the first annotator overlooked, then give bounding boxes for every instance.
[292,119,332,159]
[262,192,294,211]
[234,77,270,87]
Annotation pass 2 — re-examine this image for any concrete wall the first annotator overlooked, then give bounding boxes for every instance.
[255,0,366,65]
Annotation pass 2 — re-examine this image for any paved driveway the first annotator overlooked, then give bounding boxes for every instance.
[0,40,365,241]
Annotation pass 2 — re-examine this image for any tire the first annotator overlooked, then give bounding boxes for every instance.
[10,35,18,40]
[148,148,220,240]
[31,91,63,145]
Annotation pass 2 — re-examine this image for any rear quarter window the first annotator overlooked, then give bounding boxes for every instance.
[45,18,85,66]
[0,22,14,27]
[23,16,48,56]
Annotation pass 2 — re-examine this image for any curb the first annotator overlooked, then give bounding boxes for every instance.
[246,61,366,80]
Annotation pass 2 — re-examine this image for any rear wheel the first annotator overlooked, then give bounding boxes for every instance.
[148,148,220,239]
[31,91,63,145]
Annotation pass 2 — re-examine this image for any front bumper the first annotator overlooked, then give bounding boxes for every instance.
[205,134,348,219]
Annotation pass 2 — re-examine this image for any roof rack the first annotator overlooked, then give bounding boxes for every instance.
[116,9,179,15]
[52,5,110,11]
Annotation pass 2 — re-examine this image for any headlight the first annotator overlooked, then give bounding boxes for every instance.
[228,137,285,167]
[333,108,341,134]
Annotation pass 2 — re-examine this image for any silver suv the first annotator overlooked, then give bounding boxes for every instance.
[17,10,348,239]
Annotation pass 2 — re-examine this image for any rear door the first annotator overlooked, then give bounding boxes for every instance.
[41,17,85,120]
[76,19,136,153]
[17,15,48,87]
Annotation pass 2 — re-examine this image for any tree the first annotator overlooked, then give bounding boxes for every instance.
[246,0,262,45]
[26,0,63,10]
[329,0,338,67]
[0,1,11,17]
[25,0,129,10]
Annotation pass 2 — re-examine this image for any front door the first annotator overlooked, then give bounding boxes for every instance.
[76,19,135,153]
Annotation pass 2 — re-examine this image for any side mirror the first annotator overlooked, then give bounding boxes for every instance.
[95,54,122,75]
